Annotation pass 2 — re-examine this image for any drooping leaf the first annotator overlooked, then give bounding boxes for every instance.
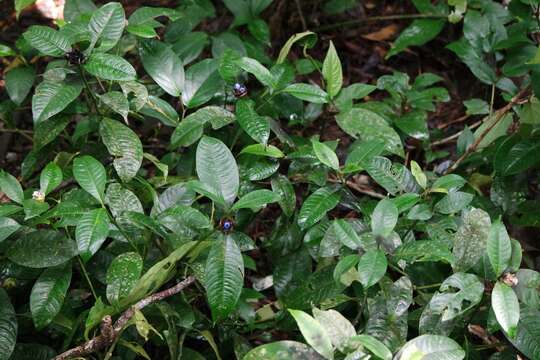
[205,234,244,321]
[76,208,110,262]
[322,41,343,99]
[23,26,71,56]
[312,308,355,351]
[99,117,143,182]
[32,79,83,123]
[88,2,126,52]
[30,262,72,329]
[7,230,78,268]
[73,155,107,203]
[106,252,143,304]
[487,220,512,278]
[358,249,387,289]
[0,288,17,360]
[289,309,334,360]
[84,53,137,81]
[5,66,35,105]
[196,136,239,206]
[139,39,184,97]
[492,281,520,338]
[231,189,280,211]
[298,187,340,229]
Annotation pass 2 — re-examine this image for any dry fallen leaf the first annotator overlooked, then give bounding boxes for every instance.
[362,24,398,41]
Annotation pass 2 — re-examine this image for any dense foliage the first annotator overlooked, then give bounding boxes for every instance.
[1,0,540,359]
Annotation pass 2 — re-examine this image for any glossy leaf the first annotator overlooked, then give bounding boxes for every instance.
[0,171,24,204]
[7,230,77,268]
[106,252,143,304]
[30,262,72,329]
[0,288,17,360]
[88,2,126,52]
[237,57,276,89]
[322,41,343,98]
[487,220,512,277]
[84,53,137,81]
[39,162,62,195]
[298,187,340,229]
[312,139,339,170]
[371,198,399,238]
[73,155,106,203]
[289,309,334,360]
[23,26,71,56]
[76,208,110,262]
[5,66,35,105]
[492,281,520,338]
[284,83,329,104]
[313,308,355,351]
[0,217,21,243]
[32,79,83,123]
[231,189,280,211]
[243,341,324,360]
[452,208,491,272]
[235,99,270,145]
[387,19,446,58]
[395,335,465,360]
[182,59,222,108]
[358,249,387,289]
[139,39,184,96]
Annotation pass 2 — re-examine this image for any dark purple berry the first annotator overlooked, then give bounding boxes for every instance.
[65,49,85,65]
[232,83,248,98]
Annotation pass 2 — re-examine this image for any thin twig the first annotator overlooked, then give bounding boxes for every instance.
[294,0,307,31]
[317,13,447,31]
[431,120,482,146]
[444,88,530,174]
[54,276,196,360]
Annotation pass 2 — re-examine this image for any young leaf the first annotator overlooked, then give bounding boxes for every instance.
[277,31,317,64]
[30,262,72,329]
[371,198,399,238]
[205,234,244,321]
[312,139,339,170]
[358,249,387,288]
[88,2,126,52]
[487,220,512,278]
[298,187,340,229]
[236,57,276,89]
[139,39,185,97]
[312,308,355,351]
[284,83,329,104]
[106,252,143,304]
[0,288,17,360]
[231,189,280,211]
[84,53,137,81]
[23,25,71,56]
[289,309,334,360]
[0,171,24,204]
[73,155,107,203]
[395,335,465,360]
[5,66,35,105]
[347,335,392,360]
[410,160,427,189]
[99,118,143,182]
[196,136,239,207]
[76,208,110,262]
[240,144,284,158]
[322,41,343,99]
[32,79,83,123]
[235,99,270,145]
[39,162,62,195]
[492,281,520,338]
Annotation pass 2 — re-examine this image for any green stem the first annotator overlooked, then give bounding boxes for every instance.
[415,283,442,290]
[77,257,98,301]
[316,13,447,32]
[78,65,101,115]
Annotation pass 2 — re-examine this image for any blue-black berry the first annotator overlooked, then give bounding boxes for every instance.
[232,83,248,98]
[65,49,85,65]
[219,218,234,232]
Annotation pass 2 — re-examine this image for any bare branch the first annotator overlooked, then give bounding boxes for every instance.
[54,276,196,360]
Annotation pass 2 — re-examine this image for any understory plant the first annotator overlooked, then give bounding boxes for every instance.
[0,0,539,359]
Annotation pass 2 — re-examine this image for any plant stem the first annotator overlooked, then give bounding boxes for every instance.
[415,283,442,290]
[317,13,448,31]
[77,257,98,301]
[78,65,100,114]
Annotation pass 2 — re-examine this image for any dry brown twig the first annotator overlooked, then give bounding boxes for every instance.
[54,276,196,360]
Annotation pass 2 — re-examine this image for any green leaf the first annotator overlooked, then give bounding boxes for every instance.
[88,2,126,52]
[73,155,107,203]
[140,95,179,126]
[205,234,244,321]
[5,66,35,105]
[99,118,143,182]
[76,208,110,262]
[410,160,427,189]
[494,138,540,176]
[387,19,446,58]
[106,252,143,304]
[326,219,362,250]
[298,187,340,229]
[347,335,392,360]
[243,341,325,360]
[30,262,72,329]
[313,308,355,351]
[0,171,24,204]
[358,249,387,289]
[336,108,404,157]
[283,83,329,104]
[23,25,71,56]
[231,189,280,211]
[394,240,453,264]
[105,183,143,217]
[139,39,184,97]
[487,220,512,278]
[492,281,520,338]
[235,99,270,145]
[84,53,137,81]
[63,0,97,22]
[277,31,317,64]
[509,307,540,359]
[452,208,491,272]
[0,217,21,243]
[15,0,36,17]
[240,144,284,158]
[7,230,78,268]
[32,79,83,123]
[196,136,239,206]
[99,91,129,121]
[446,38,497,85]
[322,41,343,99]
[312,139,339,170]
[182,59,222,108]
[395,335,465,360]
[289,309,333,360]
[0,288,17,360]
[371,198,399,238]
[236,57,276,89]
[270,174,296,217]
[171,118,204,148]
[433,191,473,214]
[39,162,62,195]
[248,18,270,44]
